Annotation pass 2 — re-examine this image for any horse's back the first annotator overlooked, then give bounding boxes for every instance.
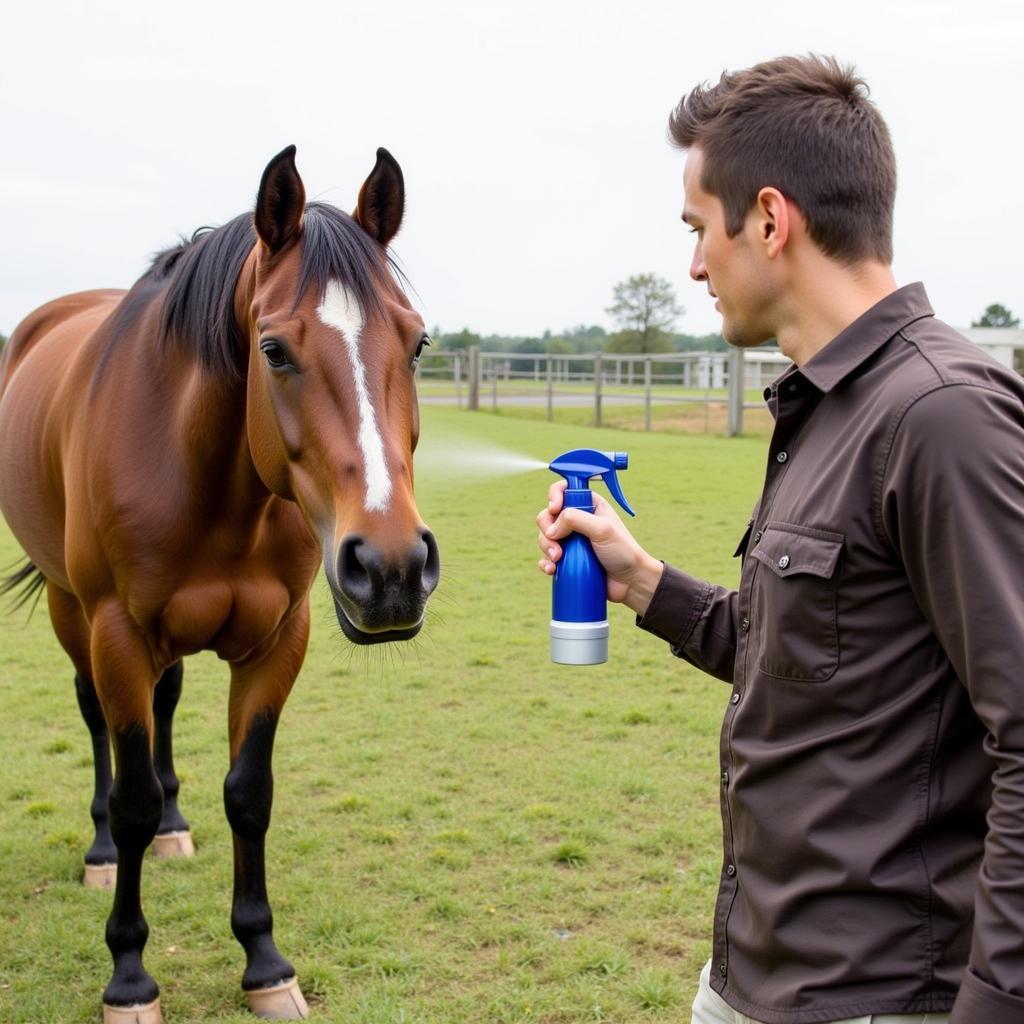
[0,289,126,588]
[0,289,125,394]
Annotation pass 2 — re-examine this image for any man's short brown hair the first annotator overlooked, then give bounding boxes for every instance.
[669,55,896,265]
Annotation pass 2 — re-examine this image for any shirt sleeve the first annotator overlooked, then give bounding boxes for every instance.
[635,563,739,683]
[880,382,1024,1023]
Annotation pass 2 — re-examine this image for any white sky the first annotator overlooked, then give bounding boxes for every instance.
[2,0,1022,339]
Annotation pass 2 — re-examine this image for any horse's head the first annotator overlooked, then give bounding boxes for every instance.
[243,146,439,644]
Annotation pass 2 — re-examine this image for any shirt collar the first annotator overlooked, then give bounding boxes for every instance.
[797,282,934,394]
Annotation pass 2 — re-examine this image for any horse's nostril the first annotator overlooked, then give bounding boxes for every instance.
[420,529,440,596]
[337,536,374,604]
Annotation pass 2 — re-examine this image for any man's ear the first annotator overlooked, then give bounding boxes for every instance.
[756,187,790,258]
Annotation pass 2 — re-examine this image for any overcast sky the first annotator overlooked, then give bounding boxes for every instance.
[2,0,1021,340]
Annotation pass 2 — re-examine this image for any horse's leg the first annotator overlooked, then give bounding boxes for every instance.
[92,602,165,1022]
[47,582,118,887]
[151,661,194,858]
[76,672,118,885]
[224,602,310,1020]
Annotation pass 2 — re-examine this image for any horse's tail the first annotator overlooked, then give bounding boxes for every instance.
[0,558,47,616]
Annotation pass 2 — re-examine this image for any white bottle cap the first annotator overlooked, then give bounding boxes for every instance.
[551,619,609,665]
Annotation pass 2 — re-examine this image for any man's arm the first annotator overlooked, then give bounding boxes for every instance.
[537,481,740,682]
[882,382,1024,1023]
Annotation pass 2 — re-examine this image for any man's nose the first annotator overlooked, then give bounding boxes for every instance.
[689,245,706,282]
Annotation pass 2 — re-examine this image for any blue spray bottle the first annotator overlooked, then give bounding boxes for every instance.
[549,449,635,665]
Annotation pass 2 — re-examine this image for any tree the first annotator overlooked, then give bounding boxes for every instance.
[512,337,547,354]
[605,274,684,353]
[972,303,1020,328]
[545,338,574,356]
[435,327,483,350]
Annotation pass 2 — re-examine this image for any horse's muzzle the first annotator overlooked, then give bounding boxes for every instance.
[329,529,439,644]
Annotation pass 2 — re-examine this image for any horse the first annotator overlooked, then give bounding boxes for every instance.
[0,145,439,1023]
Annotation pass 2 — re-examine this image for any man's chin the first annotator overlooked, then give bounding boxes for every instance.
[722,318,770,349]
[332,597,423,645]
[721,315,745,346]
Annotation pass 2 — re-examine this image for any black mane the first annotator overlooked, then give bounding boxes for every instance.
[154,203,394,379]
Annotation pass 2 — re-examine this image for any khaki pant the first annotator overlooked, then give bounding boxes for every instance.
[692,960,951,1024]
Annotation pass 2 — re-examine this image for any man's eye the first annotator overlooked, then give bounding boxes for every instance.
[261,341,290,368]
[412,334,431,369]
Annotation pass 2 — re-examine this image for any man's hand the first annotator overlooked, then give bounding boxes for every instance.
[536,480,664,617]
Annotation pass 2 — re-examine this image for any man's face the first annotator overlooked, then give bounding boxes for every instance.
[682,148,776,347]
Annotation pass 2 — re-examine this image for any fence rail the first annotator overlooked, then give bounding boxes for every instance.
[416,347,790,436]
[417,332,1024,437]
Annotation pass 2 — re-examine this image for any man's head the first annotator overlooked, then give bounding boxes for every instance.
[671,55,896,346]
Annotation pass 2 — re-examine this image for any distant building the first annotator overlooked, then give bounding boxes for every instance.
[960,327,1024,373]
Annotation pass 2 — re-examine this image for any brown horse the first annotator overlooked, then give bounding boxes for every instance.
[0,146,439,1022]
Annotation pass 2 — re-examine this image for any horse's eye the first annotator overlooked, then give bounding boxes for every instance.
[411,334,431,369]
[260,341,290,369]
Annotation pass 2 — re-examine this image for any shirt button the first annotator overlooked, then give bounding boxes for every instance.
[776,450,789,463]
[721,770,730,785]
[762,387,772,400]
[726,863,736,876]
[787,383,798,392]
[740,617,750,632]
[778,555,790,569]
[731,692,741,705]
[719,961,728,977]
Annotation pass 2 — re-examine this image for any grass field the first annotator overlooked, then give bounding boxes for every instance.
[0,406,768,1023]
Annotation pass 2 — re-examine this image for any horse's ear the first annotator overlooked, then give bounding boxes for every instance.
[353,148,404,247]
[255,145,306,255]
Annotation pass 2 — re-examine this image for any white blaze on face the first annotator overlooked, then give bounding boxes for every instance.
[317,280,392,513]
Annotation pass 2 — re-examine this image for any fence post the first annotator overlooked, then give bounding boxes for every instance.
[467,345,480,411]
[454,353,463,408]
[644,357,652,431]
[727,346,744,437]
[546,355,553,422]
[594,352,603,427]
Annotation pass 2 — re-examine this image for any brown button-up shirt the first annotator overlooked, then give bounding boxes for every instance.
[638,284,1024,1024]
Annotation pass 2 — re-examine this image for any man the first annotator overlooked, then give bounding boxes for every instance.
[536,55,1024,1024]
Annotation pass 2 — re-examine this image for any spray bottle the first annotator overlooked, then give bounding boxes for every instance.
[549,449,635,665]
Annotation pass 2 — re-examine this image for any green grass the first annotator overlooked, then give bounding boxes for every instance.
[0,405,766,1022]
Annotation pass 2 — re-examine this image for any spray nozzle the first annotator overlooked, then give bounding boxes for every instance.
[549,449,635,516]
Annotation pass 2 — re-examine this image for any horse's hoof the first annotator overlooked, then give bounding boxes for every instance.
[102,997,163,1024]
[245,977,310,1019]
[152,830,195,858]
[83,862,118,889]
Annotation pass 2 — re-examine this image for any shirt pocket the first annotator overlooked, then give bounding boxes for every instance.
[748,521,844,681]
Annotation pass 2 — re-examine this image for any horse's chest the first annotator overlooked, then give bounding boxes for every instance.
[161,575,296,664]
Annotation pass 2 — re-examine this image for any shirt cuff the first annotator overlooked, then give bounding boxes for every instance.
[951,968,1024,1024]
[635,562,712,653]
